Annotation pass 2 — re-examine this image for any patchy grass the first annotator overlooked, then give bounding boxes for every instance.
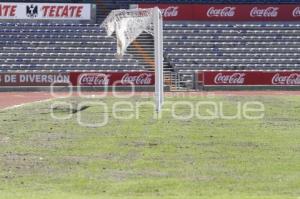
[0,95,300,199]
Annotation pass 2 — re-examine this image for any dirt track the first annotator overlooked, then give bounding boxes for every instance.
[0,92,56,109]
[0,91,300,110]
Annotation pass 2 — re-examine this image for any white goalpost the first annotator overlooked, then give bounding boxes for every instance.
[101,7,164,113]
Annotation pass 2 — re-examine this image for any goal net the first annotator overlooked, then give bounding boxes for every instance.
[101,8,164,113]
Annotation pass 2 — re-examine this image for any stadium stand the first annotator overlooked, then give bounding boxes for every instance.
[0,23,147,71]
[165,23,300,71]
[2,22,300,71]
[1,0,300,89]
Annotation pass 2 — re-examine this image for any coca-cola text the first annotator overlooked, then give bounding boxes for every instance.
[160,6,178,17]
[250,7,279,17]
[214,73,246,84]
[207,7,236,17]
[79,73,110,86]
[138,4,300,21]
[293,7,300,17]
[203,71,300,86]
[272,73,300,85]
[71,72,155,87]
[121,73,153,85]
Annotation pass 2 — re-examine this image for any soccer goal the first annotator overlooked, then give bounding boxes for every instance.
[101,7,164,113]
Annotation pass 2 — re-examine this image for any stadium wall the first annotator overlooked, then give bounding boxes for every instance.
[134,4,300,21]
[0,71,155,87]
[197,71,300,90]
[0,71,173,92]
[0,2,96,23]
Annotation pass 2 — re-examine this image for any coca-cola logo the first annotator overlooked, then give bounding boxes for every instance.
[293,7,300,17]
[121,73,153,85]
[160,6,178,17]
[272,73,300,85]
[250,7,279,17]
[214,73,246,84]
[78,73,110,86]
[207,7,236,17]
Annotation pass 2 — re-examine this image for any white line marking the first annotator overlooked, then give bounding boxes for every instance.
[0,97,68,111]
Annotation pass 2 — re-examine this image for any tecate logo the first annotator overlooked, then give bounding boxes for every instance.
[214,73,246,84]
[272,73,300,85]
[121,73,153,85]
[79,73,110,86]
[250,7,279,17]
[207,7,236,17]
[292,7,300,17]
[160,6,178,17]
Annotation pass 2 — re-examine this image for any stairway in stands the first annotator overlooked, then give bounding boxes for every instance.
[127,34,175,88]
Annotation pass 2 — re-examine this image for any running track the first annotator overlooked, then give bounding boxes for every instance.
[1,91,300,110]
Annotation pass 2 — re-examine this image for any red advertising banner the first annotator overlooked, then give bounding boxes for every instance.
[0,72,70,86]
[0,71,154,87]
[70,71,155,86]
[137,4,300,21]
[202,71,300,86]
[0,3,91,20]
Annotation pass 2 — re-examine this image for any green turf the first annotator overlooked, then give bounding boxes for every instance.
[0,95,300,199]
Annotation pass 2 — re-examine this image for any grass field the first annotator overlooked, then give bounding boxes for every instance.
[0,94,300,199]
